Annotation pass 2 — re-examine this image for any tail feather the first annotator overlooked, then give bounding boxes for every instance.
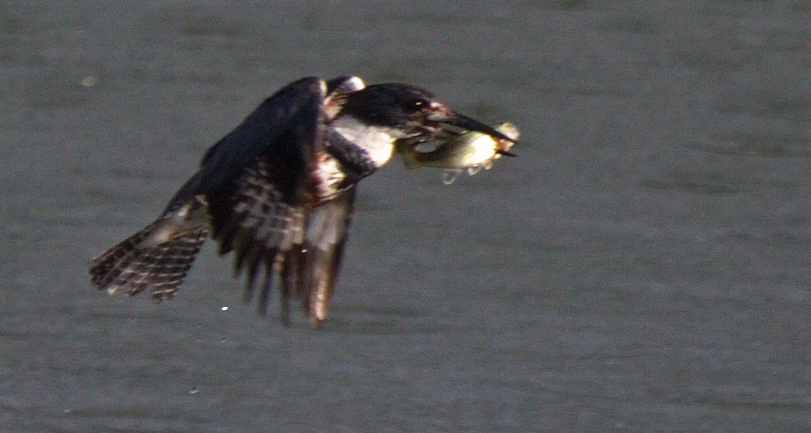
[89,213,209,301]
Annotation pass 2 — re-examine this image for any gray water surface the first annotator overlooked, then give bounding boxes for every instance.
[2,1,809,432]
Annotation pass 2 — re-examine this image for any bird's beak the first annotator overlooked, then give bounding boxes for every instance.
[430,111,518,144]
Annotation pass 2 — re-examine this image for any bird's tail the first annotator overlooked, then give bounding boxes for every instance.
[89,199,209,301]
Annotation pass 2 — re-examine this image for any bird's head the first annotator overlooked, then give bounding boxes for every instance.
[335,83,517,145]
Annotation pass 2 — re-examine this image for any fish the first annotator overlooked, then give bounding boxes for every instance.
[396,122,519,184]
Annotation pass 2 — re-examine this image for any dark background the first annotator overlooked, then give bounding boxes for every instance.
[2,1,809,432]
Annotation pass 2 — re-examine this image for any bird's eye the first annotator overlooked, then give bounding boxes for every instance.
[405,99,427,113]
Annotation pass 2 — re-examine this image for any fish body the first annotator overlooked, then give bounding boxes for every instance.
[397,122,519,184]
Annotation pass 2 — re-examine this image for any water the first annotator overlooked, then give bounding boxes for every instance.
[2,1,809,432]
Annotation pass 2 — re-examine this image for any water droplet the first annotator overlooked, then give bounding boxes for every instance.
[189,387,200,395]
[81,76,96,88]
[442,169,461,185]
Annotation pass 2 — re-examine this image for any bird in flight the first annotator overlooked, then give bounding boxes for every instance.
[89,76,515,328]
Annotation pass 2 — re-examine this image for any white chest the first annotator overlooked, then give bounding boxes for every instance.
[330,116,398,168]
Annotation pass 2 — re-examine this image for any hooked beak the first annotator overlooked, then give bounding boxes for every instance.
[429,111,518,144]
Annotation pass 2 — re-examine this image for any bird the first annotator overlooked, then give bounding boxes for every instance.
[88,76,515,328]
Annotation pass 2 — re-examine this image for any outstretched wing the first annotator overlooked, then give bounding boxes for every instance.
[195,77,330,317]
[165,77,327,211]
[89,197,210,301]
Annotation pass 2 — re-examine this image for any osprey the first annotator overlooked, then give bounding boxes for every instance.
[89,76,515,328]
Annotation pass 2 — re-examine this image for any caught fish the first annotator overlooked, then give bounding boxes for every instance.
[397,122,519,184]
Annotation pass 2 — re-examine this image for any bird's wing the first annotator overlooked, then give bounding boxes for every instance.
[214,158,307,304]
[165,76,327,211]
[190,77,328,310]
